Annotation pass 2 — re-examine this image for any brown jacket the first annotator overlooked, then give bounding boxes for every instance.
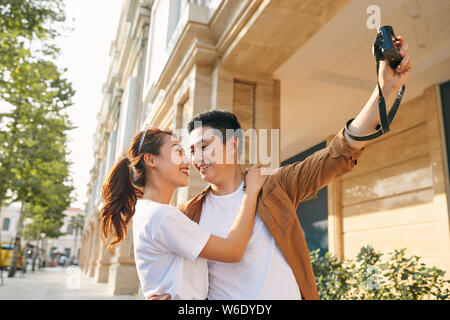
[178,127,365,300]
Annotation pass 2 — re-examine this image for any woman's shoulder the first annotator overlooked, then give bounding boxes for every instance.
[135,200,181,223]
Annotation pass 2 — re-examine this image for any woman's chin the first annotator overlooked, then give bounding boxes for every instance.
[178,176,189,187]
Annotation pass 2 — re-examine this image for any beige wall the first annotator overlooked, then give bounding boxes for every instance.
[328,85,450,274]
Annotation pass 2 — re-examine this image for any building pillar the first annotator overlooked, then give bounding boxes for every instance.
[79,234,86,269]
[428,85,450,272]
[82,228,92,274]
[187,64,213,198]
[107,226,139,295]
[327,133,345,261]
[170,64,212,205]
[87,219,100,277]
[94,233,113,283]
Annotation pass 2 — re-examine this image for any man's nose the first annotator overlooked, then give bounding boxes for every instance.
[191,151,203,165]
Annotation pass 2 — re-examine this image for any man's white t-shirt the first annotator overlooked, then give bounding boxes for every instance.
[132,199,210,300]
[199,181,301,300]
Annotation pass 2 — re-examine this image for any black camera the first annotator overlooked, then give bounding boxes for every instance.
[373,25,402,69]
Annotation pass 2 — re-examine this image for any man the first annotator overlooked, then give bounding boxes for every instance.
[152,37,411,300]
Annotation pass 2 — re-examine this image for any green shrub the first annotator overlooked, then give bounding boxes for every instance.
[310,246,450,300]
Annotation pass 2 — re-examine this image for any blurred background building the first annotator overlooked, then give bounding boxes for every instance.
[80,0,450,295]
[0,206,84,270]
[0,205,21,245]
[45,207,85,267]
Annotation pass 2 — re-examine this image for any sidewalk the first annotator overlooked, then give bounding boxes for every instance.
[0,266,143,300]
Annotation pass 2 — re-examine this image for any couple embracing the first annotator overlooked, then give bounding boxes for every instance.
[99,37,411,299]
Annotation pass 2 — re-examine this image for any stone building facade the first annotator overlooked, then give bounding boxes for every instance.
[80,0,450,295]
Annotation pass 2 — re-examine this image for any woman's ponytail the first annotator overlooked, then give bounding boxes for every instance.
[100,157,142,252]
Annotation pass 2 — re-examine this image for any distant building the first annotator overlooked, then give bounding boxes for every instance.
[1,205,84,266]
[81,0,450,297]
[0,204,21,245]
[45,207,85,265]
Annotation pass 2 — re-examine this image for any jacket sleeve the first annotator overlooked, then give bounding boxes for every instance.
[276,127,365,206]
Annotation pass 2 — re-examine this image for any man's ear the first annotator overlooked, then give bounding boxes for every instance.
[229,136,239,154]
[143,153,157,168]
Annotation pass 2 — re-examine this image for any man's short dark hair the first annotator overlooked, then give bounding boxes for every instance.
[187,109,243,156]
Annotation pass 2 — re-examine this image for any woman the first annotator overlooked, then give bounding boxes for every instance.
[100,127,266,299]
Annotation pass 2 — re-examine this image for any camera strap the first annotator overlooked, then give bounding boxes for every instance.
[344,59,406,141]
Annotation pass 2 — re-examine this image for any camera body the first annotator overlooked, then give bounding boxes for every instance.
[373,25,402,69]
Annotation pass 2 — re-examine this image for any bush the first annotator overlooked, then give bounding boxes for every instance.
[310,246,450,300]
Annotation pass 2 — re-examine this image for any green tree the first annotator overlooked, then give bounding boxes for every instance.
[4,73,75,277]
[0,0,75,277]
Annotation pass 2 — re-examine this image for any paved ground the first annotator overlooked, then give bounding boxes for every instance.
[0,266,143,300]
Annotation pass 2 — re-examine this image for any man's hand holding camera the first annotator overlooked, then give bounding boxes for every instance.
[378,36,412,98]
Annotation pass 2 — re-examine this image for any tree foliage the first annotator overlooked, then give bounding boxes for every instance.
[0,0,75,276]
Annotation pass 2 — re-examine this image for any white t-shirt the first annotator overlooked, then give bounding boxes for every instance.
[132,199,210,300]
[199,181,301,300]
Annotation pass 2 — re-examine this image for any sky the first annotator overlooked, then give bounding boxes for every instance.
[56,0,124,209]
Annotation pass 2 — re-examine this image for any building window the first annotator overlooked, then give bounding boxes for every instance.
[64,248,71,258]
[66,225,73,235]
[282,141,329,255]
[167,0,182,47]
[2,218,10,231]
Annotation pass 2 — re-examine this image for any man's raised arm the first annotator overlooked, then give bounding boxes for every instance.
[344,36,412,149]
[274,36,412,206]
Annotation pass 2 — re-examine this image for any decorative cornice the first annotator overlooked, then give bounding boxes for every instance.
[146,0,262,109]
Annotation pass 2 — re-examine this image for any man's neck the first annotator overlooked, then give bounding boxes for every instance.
[210,166,244,196]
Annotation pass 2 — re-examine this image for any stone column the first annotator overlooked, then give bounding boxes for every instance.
[87,219,100,277]
[187,64,213,198]
[94,232,113,283]
[82,228,92,274]
[107,226,140,295]
[427,85,450,273]
[79,234,86,269]
[171,64,212,205]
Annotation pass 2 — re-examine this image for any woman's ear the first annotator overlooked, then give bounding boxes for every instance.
[143,153,157,168]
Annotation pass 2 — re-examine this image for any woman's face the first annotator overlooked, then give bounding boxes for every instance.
[152,135,190,188]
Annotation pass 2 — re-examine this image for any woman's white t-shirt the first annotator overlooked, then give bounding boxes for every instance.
[132,199,211,300]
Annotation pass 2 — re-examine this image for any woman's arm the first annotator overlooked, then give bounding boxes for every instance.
[198,165,266,263]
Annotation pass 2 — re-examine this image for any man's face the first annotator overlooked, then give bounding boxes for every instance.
[189,126,237,183]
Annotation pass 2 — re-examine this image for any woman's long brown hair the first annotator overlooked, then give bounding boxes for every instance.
[100,127,172,252]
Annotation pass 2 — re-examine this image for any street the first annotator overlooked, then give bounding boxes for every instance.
[0,266,143,300]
